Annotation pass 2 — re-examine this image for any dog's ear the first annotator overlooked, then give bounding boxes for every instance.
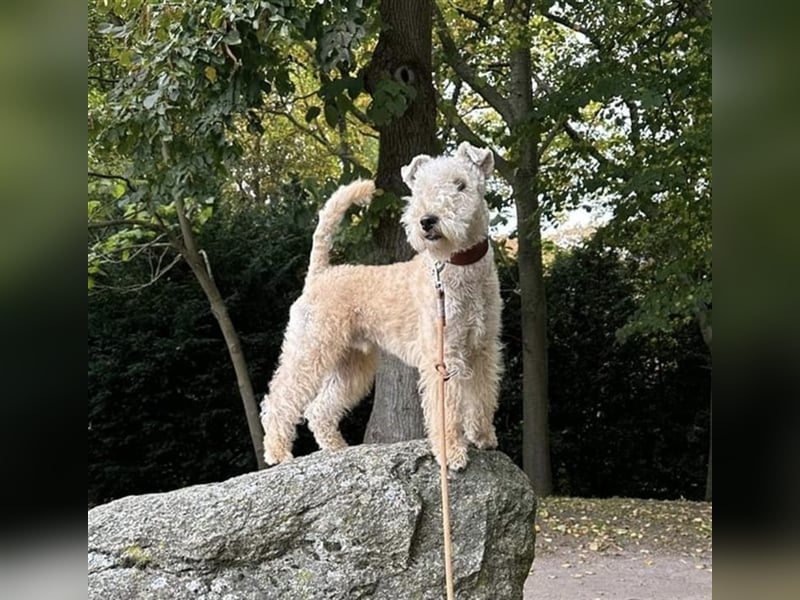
[456,142,494,177]
[401,154,432,186]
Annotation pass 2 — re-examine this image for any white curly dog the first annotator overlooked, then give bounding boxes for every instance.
[260,142,503,471]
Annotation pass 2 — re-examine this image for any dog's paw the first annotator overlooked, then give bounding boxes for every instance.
[430,443,468,473]
[445,445,469,472]
[319,438,349,452]
[264,446,293,466]
[468,428,498,450]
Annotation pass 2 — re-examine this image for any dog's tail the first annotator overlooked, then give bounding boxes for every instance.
[306,179,376,283]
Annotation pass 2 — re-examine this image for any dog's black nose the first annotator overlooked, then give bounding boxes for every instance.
[420,215,439,231]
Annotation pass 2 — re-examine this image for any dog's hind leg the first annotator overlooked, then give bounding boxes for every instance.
[305,347,378,452]
[260,302,351,465]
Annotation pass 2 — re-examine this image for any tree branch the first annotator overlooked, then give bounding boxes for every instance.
[341,97,370,127]
[347,116,379,140]
[562,121,614,169]
[174,195,201,262]
[90,237,170,265]
[538,114,569,159]
[87,75,119,86]
[456,7,492,29]
[266,105,371,175]
[541,11,602,49]
[433,4,515,124]
[529,71,617,170]
[264,106,332,149]
[88,218,165,233]
[88,171,138,192]
[624,99,641,149]
[92,253,183,294]
[542,8,658,56]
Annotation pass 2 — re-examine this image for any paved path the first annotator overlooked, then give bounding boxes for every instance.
[523,553,712,600]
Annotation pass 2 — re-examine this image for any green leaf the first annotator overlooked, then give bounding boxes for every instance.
[111,182,126,199]
[346,76,364,99]
[88,200,101,218]
[209,6,224,29]
[323,102,338,128]
[366,104,389,126]
[198,205,214,225]
[118,50,133,68]
[304,106,321,122]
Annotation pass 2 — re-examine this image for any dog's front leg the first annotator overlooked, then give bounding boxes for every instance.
[419,365,470,472]
[459,347,500,451]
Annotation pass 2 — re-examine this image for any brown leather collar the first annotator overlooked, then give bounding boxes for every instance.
[448,238,489,266]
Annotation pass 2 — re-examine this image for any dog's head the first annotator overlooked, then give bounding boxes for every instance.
[400,142,494,260]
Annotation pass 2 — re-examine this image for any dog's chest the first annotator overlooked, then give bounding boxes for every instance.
[440,273,491,335]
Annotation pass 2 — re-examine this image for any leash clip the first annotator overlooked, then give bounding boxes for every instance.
[432,260,445,292]
[432,261,446,321]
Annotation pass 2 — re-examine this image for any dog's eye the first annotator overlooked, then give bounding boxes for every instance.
[454,179,466,192]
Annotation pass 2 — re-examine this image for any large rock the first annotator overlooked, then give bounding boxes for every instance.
[88,440,536,599]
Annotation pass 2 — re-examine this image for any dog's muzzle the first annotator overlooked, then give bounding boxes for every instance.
[420,215,442,240]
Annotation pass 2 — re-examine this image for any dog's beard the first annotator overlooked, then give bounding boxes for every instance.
[408,230,448,255]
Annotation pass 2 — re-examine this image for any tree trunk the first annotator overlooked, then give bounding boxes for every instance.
[363,0,436,443]
[175,198,266,470]
[513,174,552,495]
[507,0,553,495]
[513,188,553,496]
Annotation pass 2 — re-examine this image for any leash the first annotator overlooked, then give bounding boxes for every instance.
[432,260,455,600]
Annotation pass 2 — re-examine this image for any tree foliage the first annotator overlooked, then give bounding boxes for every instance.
[88,0,386,466]
[533,0,712,342]
[88,0,380,287]
[495,240,710,500]
[545,242,709,499]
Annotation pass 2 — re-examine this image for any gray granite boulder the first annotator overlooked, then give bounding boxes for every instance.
[88,440,536,599]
